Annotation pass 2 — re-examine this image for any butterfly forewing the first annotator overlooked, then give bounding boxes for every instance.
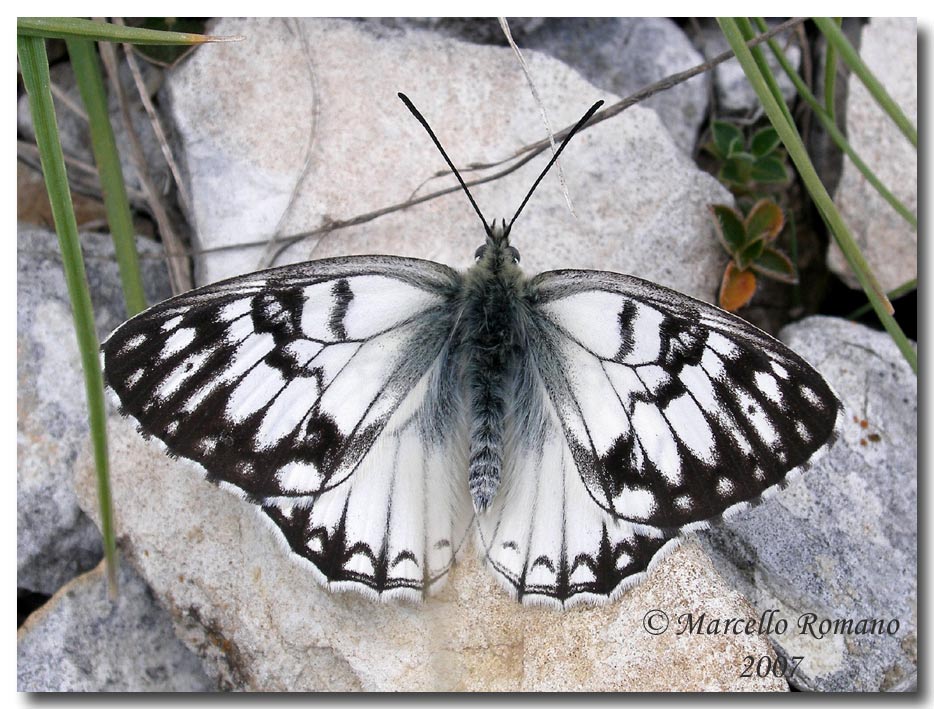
[525,269,843,535]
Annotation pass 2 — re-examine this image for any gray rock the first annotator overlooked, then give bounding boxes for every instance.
[521,18,707,154]
[75,17,795,692]
[17,57,168,197]
[701,316,917,691]
[360,17,546,45]
[828,18,917,292]
[17,560,216,691]
[17,225,172,594]
[164,17,731,292]
[691,19,801,115]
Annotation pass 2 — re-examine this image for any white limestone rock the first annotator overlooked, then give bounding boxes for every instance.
[828,18,917,292]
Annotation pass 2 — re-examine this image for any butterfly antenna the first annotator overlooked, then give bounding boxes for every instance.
[398,93,491,236]
[507,100,604,233]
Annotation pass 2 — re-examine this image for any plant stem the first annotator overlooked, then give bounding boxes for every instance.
[814,17,917,148]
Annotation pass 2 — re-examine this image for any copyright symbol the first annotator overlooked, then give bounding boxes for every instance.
[643,609,669,635]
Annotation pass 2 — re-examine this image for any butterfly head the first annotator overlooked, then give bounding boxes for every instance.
[474,219,521,267]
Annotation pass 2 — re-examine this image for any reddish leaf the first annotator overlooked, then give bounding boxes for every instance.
[719,260,757,312]
[745,199,785,243]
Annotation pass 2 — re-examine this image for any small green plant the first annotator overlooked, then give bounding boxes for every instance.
[704,121,790,191]
[710,199,796,311]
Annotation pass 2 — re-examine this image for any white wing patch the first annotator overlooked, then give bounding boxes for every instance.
[262,361,473,599]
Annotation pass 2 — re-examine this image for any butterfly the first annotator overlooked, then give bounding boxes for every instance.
[102,94,842,608]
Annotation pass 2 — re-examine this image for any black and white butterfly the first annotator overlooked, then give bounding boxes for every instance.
[102,95,842,608]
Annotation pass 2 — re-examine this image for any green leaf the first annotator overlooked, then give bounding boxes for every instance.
[745,199,785,243]
[751,247,798,283]
[710,204,747,255]
[18,17,241,45]
[728,149,756,163]
[712,120,743,157]
[750,126,781,157]
[750,155,789,183]
[718,160,748,187]
[737,238,765,270]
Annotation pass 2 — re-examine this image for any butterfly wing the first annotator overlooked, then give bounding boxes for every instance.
[477,412,676,606]
[478,269,842,606]
[260,342,474,599]
[103,255,472,599]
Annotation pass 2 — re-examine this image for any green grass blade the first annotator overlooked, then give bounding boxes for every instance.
[823,18,842,123]
[813,17,917,148]
[18,17,241,45]
[735,18,795,127]
[718,18,916,374]
[847,278,917,320]
[752,17,917,230]
[17,35,119,592]
[66,38,147,316]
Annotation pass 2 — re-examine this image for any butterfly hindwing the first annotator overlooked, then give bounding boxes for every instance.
[260,345,474,599]
[477,374,675,606]
[525,269,843,534]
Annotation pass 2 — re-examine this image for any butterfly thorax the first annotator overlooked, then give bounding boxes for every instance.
[459,225,529,512]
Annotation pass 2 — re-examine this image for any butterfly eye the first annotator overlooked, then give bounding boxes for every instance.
[474,245,487,261]
[506,246,521,264]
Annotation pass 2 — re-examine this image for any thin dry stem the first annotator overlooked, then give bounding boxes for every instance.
[257,18,321,270]
[117,18,192,216]
[99,39,193,293]
[499,16,575,218]
[168,18,809,264]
